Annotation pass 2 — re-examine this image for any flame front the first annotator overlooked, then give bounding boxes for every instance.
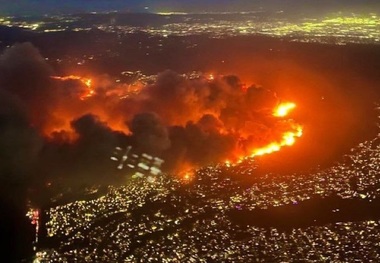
[226,102,303,165]
[51,75,94,100]
[249,125,303,157]
[250,102,303,157]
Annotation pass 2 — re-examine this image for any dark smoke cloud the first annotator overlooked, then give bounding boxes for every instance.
[129,112,171,155]
[132,70,212,126]
[0,42,55,128]
[37,114,129,189]
[111,70,283,171]
[163,121,237,171]
[0,43,130,191]
[0,89,42,183]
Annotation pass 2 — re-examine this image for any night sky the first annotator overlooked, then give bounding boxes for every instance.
[0,0,379,15]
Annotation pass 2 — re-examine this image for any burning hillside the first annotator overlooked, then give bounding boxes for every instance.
[0,42,304,183]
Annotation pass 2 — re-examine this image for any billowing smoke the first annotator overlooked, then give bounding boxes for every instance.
[129,112,171,155]
[0,43,55,129]
[0,42,299,187]
[0,89,42,183]
[0,43,47,191]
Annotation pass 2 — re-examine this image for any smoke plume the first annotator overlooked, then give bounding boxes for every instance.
[0,42,301,185]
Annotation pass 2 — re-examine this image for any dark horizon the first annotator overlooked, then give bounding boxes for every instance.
[1,0,380,16]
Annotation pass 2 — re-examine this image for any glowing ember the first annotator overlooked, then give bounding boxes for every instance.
[51,75,95,100]
[273,102,296,117]
[180,170,195,183]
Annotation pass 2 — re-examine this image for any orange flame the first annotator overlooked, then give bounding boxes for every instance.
[51,75,95,100]
[273,102,296,117]
[226,102,303,165]
[249,125,303,157]
[177,169,195,183]
[250,102,302,157]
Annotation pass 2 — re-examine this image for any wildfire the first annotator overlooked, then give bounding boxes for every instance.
[51,75,95,100]
[226,102,303,166]
[250,102,303,157]
[249,125,303,157]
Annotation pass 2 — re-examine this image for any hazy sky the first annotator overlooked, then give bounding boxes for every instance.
[0,0,379,15]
